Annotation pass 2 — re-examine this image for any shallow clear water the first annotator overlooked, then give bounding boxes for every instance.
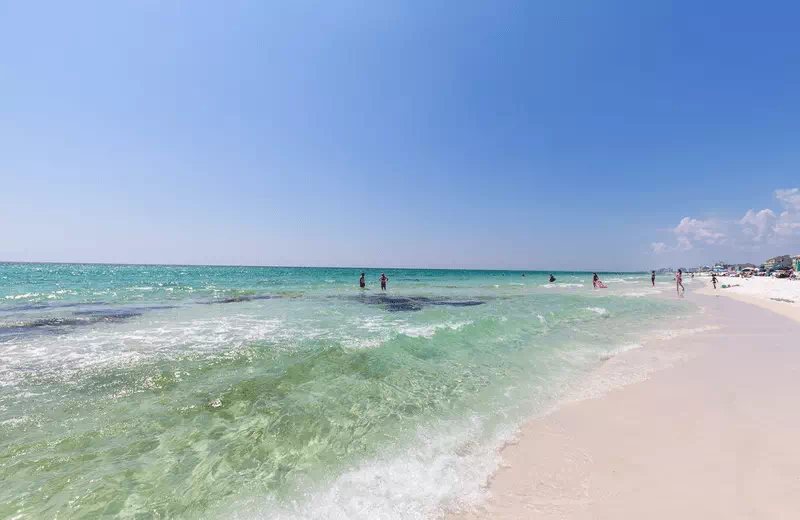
[0,264,693,518]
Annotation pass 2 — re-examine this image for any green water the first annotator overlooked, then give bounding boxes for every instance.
[0,264,692,518]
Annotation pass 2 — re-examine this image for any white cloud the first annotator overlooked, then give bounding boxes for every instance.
[739,208,777,242]
[673,217,726,244]
[738,188,800,242]
[775,210,800,237]
[775,188,800,212]
[654,187,800,255]
[677,236,694,251]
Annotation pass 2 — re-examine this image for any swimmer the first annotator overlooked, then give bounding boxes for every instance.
[676,269,685,297]
[359,272,366,289]
[549,274,556,283]
[380,273,388,290]
[592,272,599,288]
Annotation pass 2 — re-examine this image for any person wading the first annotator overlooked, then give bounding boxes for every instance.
[676,269,685,297]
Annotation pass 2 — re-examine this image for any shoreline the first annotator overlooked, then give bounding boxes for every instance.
[455,292,800,519]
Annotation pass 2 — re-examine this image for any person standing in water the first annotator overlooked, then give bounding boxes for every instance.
[380,273,388,290]
[549,274,556,283]
[592,272,599,288]
[651,270,656,287]
[359,272,366,289]
[676,269,685,297]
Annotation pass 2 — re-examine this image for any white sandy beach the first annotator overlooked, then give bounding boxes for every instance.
[697,275,800,324]
[457,286,800,519]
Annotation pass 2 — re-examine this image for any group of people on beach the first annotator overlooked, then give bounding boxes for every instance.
[359,272,389,290]
[359,271,698,295]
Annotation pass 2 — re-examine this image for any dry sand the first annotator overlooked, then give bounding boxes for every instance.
[697,276,800,324]
[457,293,800,519]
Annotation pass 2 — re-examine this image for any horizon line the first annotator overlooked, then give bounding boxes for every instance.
[0,259,652,273]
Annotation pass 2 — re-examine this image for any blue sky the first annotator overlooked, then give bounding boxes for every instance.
[2,1,799,270]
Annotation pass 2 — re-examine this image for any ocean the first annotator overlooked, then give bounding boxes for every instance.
[0,264,694,519]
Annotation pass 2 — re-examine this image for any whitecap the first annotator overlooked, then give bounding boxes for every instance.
[341,337,386,350]
[4,293,39,300]
[603,278,640,284]
[397,321,473,339]
[1,416,31,427]
[225,416,514,520]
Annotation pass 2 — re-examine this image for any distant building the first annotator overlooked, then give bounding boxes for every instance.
[765,255,792,270]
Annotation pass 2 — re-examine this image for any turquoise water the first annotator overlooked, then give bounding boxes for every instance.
[0,264,692,518]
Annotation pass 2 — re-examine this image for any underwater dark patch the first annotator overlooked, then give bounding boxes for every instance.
[0,306,159,342]
[205,294,275,305]
[350,294,488,312]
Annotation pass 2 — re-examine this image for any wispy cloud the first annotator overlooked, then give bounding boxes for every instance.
[652,188,800,254]
[650,242,667,254]
[775,188,800,211]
